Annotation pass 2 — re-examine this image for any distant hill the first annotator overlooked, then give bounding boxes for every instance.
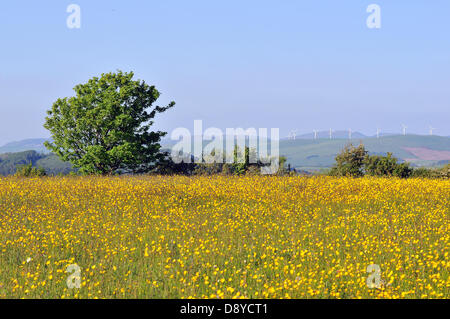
[0,138,50,154]
[0,150,73,176]
[280,135,450,171]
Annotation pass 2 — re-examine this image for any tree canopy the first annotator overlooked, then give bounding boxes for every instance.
[44,71,175,175]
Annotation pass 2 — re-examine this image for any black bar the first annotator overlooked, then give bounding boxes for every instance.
[0,299,446,318]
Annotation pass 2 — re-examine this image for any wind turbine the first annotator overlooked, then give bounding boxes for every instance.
[429,126,436,136]
[401,124,407,136]
[376,128,381,139]
[348,128,352,140]
[313,130,318,140]
[289,129,298,140]
[329,128,333,140]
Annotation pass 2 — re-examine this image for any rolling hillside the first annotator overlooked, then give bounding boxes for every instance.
[0,150,73,176]
[280,135,450,171]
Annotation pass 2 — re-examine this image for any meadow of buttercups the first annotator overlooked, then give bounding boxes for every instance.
[0,175,448,298]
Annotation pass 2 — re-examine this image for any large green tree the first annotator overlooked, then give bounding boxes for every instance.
[44,71,175,175]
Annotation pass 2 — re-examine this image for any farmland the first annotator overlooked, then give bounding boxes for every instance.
[0,176,448,298]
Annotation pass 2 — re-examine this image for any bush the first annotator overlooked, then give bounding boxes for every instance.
[392,163,413,178]
[330,143,367,177]
[152,146,291,176]
[153,152,196,175]
[15,163,47,177]
[330,144,416,179]
[411,164,450,179]
[438,164,450,179]
[365,152,412,178]
[193,163,224,176]
[410,167,437,178]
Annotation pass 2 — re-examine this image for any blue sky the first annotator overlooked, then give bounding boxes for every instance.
[0,0,449,145]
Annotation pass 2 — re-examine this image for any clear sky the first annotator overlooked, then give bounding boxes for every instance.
[0,0,449,145]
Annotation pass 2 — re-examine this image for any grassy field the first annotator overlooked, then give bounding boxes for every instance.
[0,175,448,299]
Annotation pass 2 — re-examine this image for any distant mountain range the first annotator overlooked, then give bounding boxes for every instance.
[0,138,49,154]
[1,135,449,172]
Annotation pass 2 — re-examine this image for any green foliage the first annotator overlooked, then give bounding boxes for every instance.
[411,164,449,179]
[0,150,40,175]
[277,156,288,175]
[189,146,253,176]
[193,163,225,176]
[36,154,74,175]
[154,152,197,175]
[152,146,288,176]
[44,71,175,175]
[365,152,412,178]
[439,164,450,179]
[15,163,46,177]
[192,149,227,176]
[330,143,368,177]
[411,167,437,178]
[232,145,250,175]
[230,146,288,175]
[328,144,443,179]
[330,144,414,178]
[392,163,413,178]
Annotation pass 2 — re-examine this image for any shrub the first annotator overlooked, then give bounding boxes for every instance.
[392,162,413,178]
[15,163,47,177]
[410,165,449,179]
[193,163,224,176]
[410,167,437,178]
[153,152,196,175]
[330,143,367,177]
[438,164,450,179]
[365,152,412,178]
